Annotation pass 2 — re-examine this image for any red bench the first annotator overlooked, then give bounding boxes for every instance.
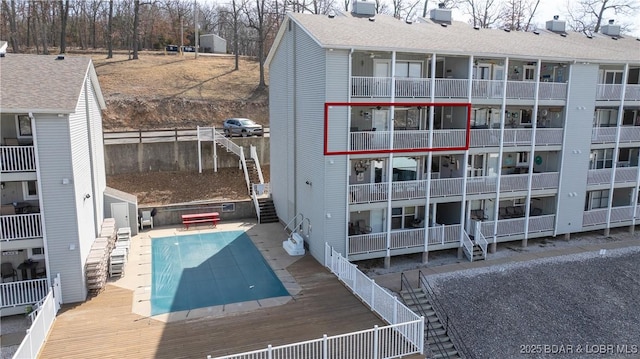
[182,212,220,230]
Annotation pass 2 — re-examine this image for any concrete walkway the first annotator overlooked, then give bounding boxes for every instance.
[371,237,640,293]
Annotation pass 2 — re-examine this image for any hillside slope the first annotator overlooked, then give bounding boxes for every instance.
[93,52,269,130]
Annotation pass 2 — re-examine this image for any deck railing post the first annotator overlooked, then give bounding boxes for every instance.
[373,325,379,359]
[393,296,398,324]
[267,344,272,359]
[322,334,328,359]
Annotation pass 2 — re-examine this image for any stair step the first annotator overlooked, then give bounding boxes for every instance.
[431,349,460,359]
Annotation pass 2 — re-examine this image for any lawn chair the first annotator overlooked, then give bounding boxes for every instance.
[140,210,153,230]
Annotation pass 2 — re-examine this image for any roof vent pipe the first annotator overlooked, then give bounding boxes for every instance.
[438,2,445,8]
[601,20,621,36]
[608,19,614,25]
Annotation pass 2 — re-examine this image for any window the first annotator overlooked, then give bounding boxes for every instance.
[586,190,609,210]
[517,152,529,166]
[391,206,416,229]
[594,109,618,127]
[32,248,44,255]
[17,115,32,137]
[523,65,536,81]
[22,181,38,200]
[590,149,613,169]
[603,70,623,84]
[395,61,422,78]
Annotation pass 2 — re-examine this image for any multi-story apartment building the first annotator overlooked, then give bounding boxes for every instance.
[267,7,640,267]
[1,53,113,309]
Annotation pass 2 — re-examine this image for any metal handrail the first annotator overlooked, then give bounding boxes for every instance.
[400,272,449,358]
[418,270,470,359]
[284,213,304,236]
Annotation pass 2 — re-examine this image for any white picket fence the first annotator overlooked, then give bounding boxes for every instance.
[206,246,424,359]
[12,274,62,359]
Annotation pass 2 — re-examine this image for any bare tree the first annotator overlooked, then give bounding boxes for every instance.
[2,0,20,52]
[566,0,639,34]
[462,0,500,28]
[499,0,540,31]
[107,0,114,58]
[243,0,274,88]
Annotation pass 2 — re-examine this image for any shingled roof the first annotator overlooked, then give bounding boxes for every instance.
[268,12,640,65]
[0,54,106,114]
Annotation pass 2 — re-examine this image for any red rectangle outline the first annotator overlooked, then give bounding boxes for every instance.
[324,102,471,156]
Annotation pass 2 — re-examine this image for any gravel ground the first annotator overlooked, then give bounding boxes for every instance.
[428,246,640,359]
[0,315,30,359]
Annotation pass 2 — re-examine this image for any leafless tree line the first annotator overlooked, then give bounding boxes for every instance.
[1,0,636,87]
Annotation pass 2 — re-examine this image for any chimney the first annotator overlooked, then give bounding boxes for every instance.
[352,0,376,16]
[601,19,621,37]
[545,15,566,33]
[430,4,452,23]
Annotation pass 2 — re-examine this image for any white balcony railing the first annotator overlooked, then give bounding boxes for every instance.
[619,126,640,142]
[350,131,391,151]
[470,129,500,147]
[393,130,430,150]
[500,173,529,192]
[349,182,389,204]
[583,208,608,226]
[390,228,425,249]
[395,78,430,98]
[587,168,613,186]
[430,177,465,197]
[1,213,43,241]
[610,206,635,223]
[538,82,568,100]
[591,127,617,143]
[481,217,527,238]
[351,76,568,100]
[466,176,498,195]
[625,84,640,101]
[535,128,564,146]
[348,231,387,254]
[432,129,466,148]
[0,278,49,308]
[531,172,559,190]
[506,81,536,99]
[391,180,427,201]
[503,129,532,146]
[615,167,638,183]
[528,214,556,233]
[1,145,36,172]
[427,224,461,245]
[596,84,623,100]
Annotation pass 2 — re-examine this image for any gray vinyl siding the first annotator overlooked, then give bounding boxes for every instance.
[86,74,106,227]
[70,85,98,302]
[293,25,327,261]
[323,50,350,256]
[269,21,294,226]
[555,63,599,234]
[35,115,83,304]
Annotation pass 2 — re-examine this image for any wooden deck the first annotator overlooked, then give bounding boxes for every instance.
[39,255,398,359]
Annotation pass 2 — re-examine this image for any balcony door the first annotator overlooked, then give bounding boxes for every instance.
[600,70,623,84]
[372,109,389,131]
[373,60,391,97]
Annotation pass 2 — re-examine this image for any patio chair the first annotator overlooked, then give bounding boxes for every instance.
[356,219,372,234]
[4,138,19,146]
[1,262,17,282]
[35,261,47,278]
[140,210,153,230]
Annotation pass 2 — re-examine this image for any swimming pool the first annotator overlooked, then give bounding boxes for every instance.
[151,230,289,315]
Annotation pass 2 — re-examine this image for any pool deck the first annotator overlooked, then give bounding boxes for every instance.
[38,221,400,359]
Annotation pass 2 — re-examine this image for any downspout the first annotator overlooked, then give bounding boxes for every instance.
[492,57,510,248]
[346,48,354,258]
[384,50,396,268]
[423,52,436,257]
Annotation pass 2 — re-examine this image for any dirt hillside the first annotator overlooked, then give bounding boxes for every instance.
[98,52,269,205]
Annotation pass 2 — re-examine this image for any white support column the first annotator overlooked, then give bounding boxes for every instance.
[458,54,473,245]
[491,57,510,250]
[522,59,542,246]
[423,52,437,260]
[632,148,640,230]
[212,127,218,173]
[345,48,354,258]
[605,63,629,235]
[384,51,397,268]
[197,125,203,173]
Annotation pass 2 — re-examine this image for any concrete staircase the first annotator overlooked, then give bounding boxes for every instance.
[258,198,278,223]
[401,288,461,359]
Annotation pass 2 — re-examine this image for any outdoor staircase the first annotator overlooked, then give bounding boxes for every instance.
[472,243,485,261]
[401,288,461,359]
[245,159,261,195]
[258,198,278,223]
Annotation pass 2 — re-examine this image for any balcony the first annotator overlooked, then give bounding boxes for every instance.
[480,214,555,238]
[0,278,49,308]
[469,128,563,148]
[350,129,467,152]
[1,213,43,241]
[1,145,36,172]
[587,167,639,186]
[596,84,640,101]
[351,77,567,100]
[592,126,640,144]
[347,224,462,255]
[583,205,637,227]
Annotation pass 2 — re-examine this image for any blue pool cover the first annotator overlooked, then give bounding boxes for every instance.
[151,230,289,315]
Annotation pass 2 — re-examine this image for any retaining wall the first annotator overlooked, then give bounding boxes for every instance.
[105,137,270,175]
[139,199,255,227]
